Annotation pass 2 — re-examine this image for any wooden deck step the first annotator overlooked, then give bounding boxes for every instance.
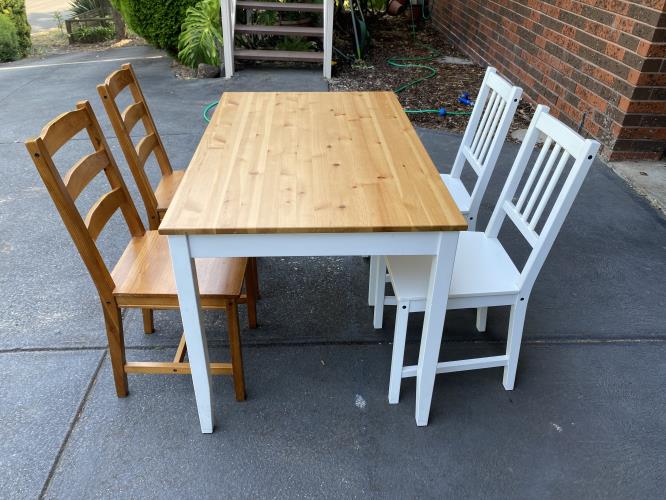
[235,24,324,37]
[234,49,324,62]
[236,0,324,12]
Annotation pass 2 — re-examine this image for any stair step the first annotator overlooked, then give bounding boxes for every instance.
[234,49,324,62]
[235,24,324,37]
[236,1,324,12]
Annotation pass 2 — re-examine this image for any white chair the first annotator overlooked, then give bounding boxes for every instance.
[378,105,600,404]
[367,67,523,307]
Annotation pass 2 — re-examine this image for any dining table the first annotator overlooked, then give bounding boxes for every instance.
[158,91,467,433]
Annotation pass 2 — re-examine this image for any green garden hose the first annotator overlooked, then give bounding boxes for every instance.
[203,100,218,123]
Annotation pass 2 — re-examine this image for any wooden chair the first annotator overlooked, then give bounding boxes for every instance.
[375,105,599,404]
[367,67,522,307]
[96,63,182,231]
[25,101,258,401]
[97,63,260,309]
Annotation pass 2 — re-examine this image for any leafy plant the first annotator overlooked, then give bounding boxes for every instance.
[68,0,103,15]
[70,24,114,43]
[276,36,316,52]
[0,13,19,61]
[0,0,30,56]
[177,0,222,68]
[53,11,65,34]
[112,0,199,53]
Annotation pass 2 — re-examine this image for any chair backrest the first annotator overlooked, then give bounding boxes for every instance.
[97,63,173,229]
[450,67,523,222]
[485,105,600,294]
[25,101,146,308]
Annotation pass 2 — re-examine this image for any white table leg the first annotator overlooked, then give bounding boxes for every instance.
[168,235,214,433]
[415,231,459,426]
[368,255,377,306]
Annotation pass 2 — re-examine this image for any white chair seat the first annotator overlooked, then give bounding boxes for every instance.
[440,173,471,215]
[386,232,520,302]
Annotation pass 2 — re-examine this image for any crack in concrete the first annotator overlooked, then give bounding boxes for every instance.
[37,350,106,499]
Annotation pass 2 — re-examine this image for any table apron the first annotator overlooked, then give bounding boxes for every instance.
[184,231,454,258]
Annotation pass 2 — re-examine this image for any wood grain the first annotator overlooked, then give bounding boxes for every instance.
[159,92,467,235]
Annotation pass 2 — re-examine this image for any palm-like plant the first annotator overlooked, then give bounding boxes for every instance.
[178,0,223,68]
[69,0,103,16]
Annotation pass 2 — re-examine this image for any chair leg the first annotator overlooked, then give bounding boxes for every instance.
[467,213,477,232]
[476,307,488,332]
[372,256,386,329]
[249,257,261,299]
[226,300,246,401]
[142,309,154,334]
[388,300,410,404]
[103,305,128,397]
[368,255,377,306]
[503,299,528,390]
[245,259,258,329]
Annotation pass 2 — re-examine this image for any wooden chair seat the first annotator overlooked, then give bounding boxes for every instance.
[155,169,185,218]
[112,230,246,308]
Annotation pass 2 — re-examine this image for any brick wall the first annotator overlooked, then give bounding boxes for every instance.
[431,0,666,161]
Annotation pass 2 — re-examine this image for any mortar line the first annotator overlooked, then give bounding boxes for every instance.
[38,350,106,500]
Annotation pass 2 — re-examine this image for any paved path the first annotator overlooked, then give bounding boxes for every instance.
[25,0,71,32]
[1,46,665,498]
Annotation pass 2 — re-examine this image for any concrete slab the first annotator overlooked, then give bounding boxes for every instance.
[0,350,104,499]
[44,343,666,498]
[609,160,666,215]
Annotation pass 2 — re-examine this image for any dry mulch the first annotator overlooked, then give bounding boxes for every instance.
[329,15,532,135]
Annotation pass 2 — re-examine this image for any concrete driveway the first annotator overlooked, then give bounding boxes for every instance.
[25,0,71,32]
[1,46,665,498]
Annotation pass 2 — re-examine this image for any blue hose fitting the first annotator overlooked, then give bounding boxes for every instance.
[458,92,474,106]
[439,107,447,116]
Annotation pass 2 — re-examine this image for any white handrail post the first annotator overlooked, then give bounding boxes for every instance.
[220,0,234,78]
[323,0,333,79]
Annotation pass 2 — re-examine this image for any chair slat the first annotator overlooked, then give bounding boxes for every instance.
[105,67,134,99]
[522,143,561,220]
[478,100,506,165]
[529,151,570,229]
[84,187,126,241]
[462,146,483,175]
[472,93,502,160]
[135,133,157,168]
[40,107,90,155]
[515,137,553,212]
[470,90,497,154]
[122,101,146,134]
[63,149,110,200]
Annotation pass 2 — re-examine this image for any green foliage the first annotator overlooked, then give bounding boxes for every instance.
[177,0,222,68]
[0,0,31,56]
[0,13,19,61]
[276,36,316,52]
[68,0,103,16]
[70,24,114,43]
[111,0,199,53]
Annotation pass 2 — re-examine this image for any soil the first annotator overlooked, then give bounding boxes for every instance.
[27,29,147,60]
[329,15,532,135]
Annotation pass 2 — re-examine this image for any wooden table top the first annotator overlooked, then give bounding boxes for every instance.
[159,91,467,235]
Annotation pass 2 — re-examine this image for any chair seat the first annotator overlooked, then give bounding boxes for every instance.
[440,173,471,215]
[112,230,246,308]
[385,231,520,302]
[155,169,185,215]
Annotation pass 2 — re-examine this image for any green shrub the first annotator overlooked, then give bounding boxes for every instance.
[0,0,30,56]
[0,13,19,61]
[68,0,104,16]
[70,24,115,43]
[177,0,222,67]
[111,0,199,53]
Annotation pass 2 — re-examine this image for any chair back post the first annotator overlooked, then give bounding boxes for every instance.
[24,101,146,313]
[485,104,600,295]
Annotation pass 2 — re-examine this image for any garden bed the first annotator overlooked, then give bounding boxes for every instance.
[329,15,532,135]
